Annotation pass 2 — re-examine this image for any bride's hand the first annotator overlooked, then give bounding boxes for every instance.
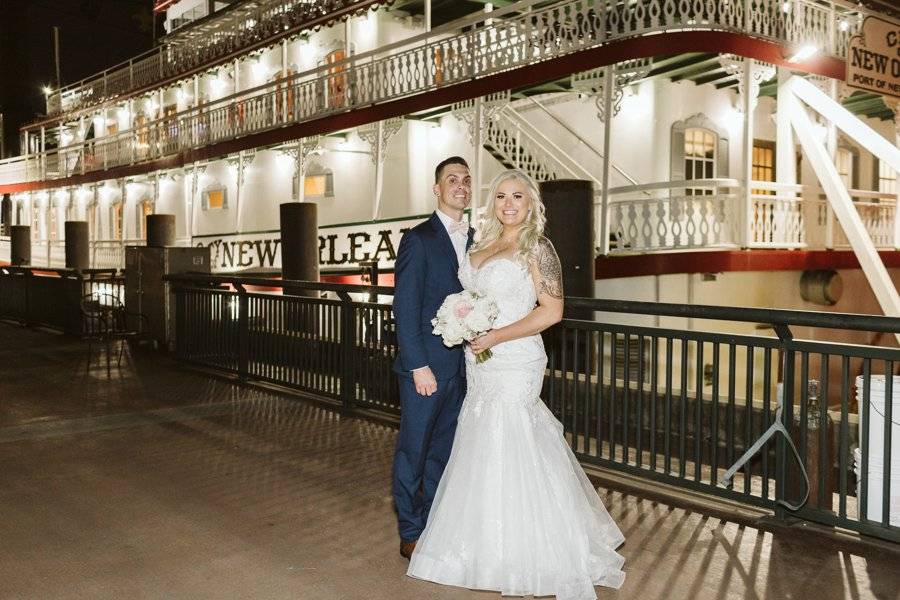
[470,330,499,354]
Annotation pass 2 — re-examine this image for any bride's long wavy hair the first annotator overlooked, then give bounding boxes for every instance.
[472,169,547,262]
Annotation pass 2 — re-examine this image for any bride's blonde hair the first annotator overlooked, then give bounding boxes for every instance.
[473,169,546,261]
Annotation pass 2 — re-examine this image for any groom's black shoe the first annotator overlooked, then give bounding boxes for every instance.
[399,539,417,560]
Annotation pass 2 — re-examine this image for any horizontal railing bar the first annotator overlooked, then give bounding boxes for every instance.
[0,266,120,277]
[568,298,900,334]
[165,273,395,296]
[560,318,785,348]
[166,274,900,335]
[607,178,741,195]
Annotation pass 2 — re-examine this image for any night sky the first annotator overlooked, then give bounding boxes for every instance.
[0,0,163,157]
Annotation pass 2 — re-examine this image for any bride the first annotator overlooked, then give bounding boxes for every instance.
[407,170,626,599]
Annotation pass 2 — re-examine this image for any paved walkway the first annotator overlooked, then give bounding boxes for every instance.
[1,324,898,600]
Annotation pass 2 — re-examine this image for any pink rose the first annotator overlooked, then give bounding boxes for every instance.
[454,301,474,319]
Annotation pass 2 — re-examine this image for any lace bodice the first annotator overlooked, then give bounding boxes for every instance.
[459,254,537,329]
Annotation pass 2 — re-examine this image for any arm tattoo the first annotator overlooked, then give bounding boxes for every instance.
[534,237,563,299]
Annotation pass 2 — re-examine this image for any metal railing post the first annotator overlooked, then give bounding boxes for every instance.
[23,268,33,326]
[236,283,249,380]
[775,324,795,520]
[338,291,356,414]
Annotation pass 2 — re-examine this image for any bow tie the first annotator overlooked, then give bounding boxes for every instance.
[448,221,468,235]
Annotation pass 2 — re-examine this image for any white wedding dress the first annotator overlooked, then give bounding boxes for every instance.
[407,254,626,599]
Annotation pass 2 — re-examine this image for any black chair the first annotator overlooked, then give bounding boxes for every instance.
[80,293,149,377]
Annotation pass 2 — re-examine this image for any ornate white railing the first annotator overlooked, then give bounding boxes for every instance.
[606,179,899,254]
[0,239,150,269]
[746,181,806,248]
[29,241,67,269]
[606,179,741,253]
[3,0,879,187]
[90,241,126,270]
[43,0,383,118]
[806,190,899,250]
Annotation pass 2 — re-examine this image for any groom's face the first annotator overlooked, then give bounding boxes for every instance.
[434,163,472,214]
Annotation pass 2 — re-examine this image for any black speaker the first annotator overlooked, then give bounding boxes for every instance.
[539,179,595,319]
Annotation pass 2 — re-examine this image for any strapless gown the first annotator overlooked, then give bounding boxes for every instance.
[407,255,625,599]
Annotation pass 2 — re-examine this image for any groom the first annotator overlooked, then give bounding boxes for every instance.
[392,156,473,559]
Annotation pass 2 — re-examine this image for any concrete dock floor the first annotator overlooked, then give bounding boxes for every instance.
[1,324,898,600]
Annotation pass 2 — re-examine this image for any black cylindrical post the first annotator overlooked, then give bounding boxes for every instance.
[10,225,31,266]
[0,194,11,236]
[146,214,176,247]
[280,202,319,289]
[64,221,90,270]
[539,179,595,317]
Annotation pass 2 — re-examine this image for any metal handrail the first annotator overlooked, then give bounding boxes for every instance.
[567,297,900,335]
[607,178,742,195]
[524,95,644,189]
[165,273,900,335]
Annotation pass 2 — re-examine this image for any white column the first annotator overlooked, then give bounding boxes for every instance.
[120,179,127,244]
[425,0,432,31]
[599,65,613,256]
[40,126,46,178]
[372,122,384,219]
[79,116,87,175]
[741,59,755,248]
[344,18,352,59]
[233,58,240,93]
[472,97,484,222]
[296,144,306,204]
[775,67,797,188]
[129,99,136,164]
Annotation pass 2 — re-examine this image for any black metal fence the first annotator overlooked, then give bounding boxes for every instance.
[0,267,124,335]
[168,274,899,543]
[171,276,399,414]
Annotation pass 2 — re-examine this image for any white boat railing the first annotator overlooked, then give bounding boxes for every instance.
[43,0,382,118]
[606,179,742,253]
[604,179,900,254]
[1,0,880,187]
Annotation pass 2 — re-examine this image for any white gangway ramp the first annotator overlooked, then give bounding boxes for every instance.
[781,75,900,345]
[855,375,900,526]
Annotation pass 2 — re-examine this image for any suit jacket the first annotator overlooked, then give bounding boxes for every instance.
[393,212,474,381]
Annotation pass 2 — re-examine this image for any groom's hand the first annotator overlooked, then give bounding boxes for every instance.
[412,367,438,396]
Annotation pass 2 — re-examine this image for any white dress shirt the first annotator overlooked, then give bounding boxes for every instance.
[435,208,468,267]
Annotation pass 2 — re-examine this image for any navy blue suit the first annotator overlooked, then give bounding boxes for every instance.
[392,212,473,542]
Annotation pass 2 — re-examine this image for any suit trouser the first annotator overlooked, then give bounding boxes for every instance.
[393,373,465,542]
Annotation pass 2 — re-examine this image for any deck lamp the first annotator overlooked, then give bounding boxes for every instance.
[838,19,850,32]
[42,86,53,95]
[787,45,818,63]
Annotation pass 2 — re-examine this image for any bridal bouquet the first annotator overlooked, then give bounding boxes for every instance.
[432,290,499,363]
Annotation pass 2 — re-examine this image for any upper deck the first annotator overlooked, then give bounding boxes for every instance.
[1,0,891,191]
[35,0,389,123]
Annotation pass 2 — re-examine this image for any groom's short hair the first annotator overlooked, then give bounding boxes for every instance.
[434,156,469,183]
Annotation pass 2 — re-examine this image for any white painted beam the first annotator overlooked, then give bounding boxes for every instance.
[788,76,900,173]
[783,80,900,341]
